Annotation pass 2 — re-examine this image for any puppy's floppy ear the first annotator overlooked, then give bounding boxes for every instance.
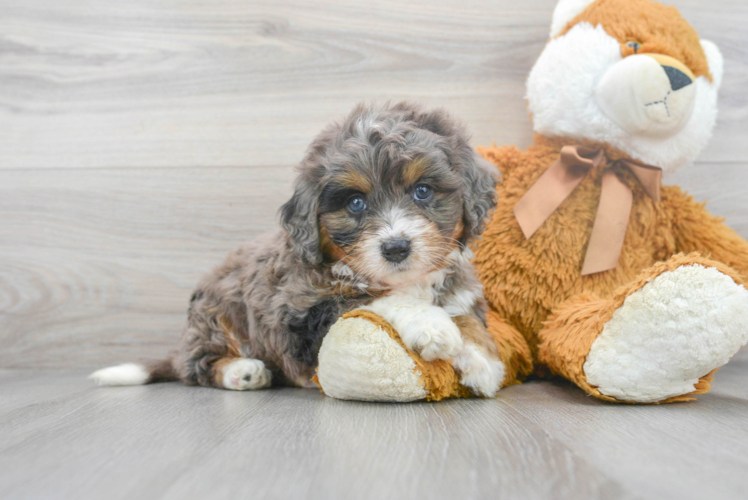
[458,146,499,243]
[280,173,323,265]
[411,103,498,242]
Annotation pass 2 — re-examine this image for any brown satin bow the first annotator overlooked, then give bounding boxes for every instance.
[513,145,662,276]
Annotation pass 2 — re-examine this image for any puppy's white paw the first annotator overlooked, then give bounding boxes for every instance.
[452,344,505,397]
[400,312,464,361]
[222,359,272,391]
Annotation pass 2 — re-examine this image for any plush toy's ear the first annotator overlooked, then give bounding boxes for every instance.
[701,40,724,89]
[549,0,596,37]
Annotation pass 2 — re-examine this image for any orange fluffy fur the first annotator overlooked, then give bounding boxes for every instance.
[474,135,748,402]
[558,0,712,80]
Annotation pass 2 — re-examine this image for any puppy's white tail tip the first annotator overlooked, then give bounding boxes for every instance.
[89,363,149,386]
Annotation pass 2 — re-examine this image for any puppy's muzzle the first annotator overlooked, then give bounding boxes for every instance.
[381,238,411,264]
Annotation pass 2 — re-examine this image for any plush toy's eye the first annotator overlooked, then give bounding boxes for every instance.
[626,41,641,53]
[347,195,367,213]
[413,184,433,202]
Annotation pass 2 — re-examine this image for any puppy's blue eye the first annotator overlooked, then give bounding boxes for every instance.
[413,184,433,202]
[347,196,367,213]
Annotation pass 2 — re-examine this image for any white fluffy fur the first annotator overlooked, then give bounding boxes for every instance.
[222,358,272,390]
[361,259,504,397]
[442,287,482,316]
[550,0,596,37]
[584,265,748,402]
[452,344,505,397]
[358,207,451,287]
[317,316,429,402]
[89,363,149,386]
[362,250,473,361]
[527,22,722,172]
[363,290,464,361]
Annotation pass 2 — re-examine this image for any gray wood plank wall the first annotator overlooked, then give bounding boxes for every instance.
[1,0,747,368]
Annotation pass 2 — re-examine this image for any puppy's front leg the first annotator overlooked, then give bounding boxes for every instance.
[362,295,463,361]
[451,315,505,397]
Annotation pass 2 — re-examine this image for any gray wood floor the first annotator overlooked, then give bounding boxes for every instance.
[2,348,748,500]
[2,0,748,499]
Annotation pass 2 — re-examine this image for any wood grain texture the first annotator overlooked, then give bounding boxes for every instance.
[0,166,293,367]
[0,0,746,169]
[1,349,748,500]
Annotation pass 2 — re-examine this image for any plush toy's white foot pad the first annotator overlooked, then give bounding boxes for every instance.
[222,359,272,391]
[584,264,748,402]
[452,345,505,397]
[317,316,428,402]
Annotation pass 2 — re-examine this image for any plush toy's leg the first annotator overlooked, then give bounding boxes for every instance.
[538,254,748,403]
[316,310,471,402]
[316,310,522,402]
[486,309,534,387]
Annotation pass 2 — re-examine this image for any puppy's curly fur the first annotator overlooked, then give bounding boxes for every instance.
[90,102,503,396]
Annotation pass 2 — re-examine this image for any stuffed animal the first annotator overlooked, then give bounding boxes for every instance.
[315,0,748,403]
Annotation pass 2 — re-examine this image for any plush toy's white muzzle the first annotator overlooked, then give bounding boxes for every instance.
[596,53,696,138]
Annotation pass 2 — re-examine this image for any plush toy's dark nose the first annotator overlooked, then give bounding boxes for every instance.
[662,65,693,91]
[381,238,411,263]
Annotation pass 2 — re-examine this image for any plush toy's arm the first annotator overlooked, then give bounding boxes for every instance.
[670,187,748,277]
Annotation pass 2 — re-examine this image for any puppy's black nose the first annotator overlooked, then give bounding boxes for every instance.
[381,239,411,264]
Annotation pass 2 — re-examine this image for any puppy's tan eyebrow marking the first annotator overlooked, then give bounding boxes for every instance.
[401,157,430,186]
[338,170,373,193]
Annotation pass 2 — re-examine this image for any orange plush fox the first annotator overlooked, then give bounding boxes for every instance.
[315,0,748,403]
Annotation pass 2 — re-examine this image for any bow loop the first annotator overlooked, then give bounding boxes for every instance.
[513,145,662,275]
[560,145,605,175]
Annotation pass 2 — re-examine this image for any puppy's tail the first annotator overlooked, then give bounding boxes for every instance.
[89,358,178,387]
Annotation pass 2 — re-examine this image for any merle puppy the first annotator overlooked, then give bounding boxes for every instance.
[91,102,504,397]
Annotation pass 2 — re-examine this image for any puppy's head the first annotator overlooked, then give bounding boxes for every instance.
[281,102,497,287]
